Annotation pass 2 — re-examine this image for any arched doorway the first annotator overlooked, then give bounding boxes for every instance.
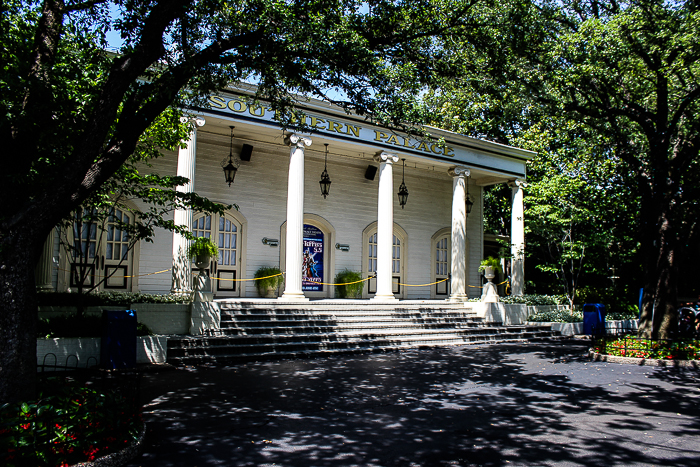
[192,209,247,297]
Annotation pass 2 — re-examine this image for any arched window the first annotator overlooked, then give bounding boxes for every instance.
[362,222,407,299]
[59,206,139,292]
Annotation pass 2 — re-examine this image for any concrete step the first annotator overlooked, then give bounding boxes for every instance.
[166,300,557,365]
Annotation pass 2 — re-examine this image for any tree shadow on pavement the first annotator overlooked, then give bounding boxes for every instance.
[128,340,700,466]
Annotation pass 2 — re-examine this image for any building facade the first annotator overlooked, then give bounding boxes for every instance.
[38,88,532,302]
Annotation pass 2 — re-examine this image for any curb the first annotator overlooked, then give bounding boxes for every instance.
[589,350,700,368]
[72,422,146,467]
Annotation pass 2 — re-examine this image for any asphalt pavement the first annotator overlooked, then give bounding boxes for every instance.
[126,339,700,467]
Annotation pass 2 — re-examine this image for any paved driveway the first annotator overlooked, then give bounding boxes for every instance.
[127,340,700,466]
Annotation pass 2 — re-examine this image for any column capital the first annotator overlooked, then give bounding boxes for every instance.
[508,179,528,188]
[180,116,205,128]
[374,151,399,164]
[448,166,470,178]
[285,133,312,148]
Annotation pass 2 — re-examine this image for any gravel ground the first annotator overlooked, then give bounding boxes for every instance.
[126,339,700,467]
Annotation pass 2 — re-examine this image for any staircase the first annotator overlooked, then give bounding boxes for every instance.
[167,300,558,365]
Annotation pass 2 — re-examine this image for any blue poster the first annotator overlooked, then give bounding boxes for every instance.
[302,224,324,291]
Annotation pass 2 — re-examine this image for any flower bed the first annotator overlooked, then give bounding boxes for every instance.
[593,336,700,360]
[0,376,142,466]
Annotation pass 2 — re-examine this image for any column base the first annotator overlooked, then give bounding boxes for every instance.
[278,292,309,302]
[447,294,469,303]
[371,294,399,302]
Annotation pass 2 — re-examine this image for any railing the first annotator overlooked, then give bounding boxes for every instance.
[1,369,141,466]
[591,323,700,360]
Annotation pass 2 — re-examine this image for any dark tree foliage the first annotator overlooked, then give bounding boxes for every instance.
[0,0,480,403]
[425,0,700,337]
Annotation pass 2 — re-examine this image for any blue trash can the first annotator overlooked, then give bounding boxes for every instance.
[101,310,137,369]
[583,303,606,335]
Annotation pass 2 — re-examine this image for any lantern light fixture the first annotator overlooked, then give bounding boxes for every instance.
[398,158,409,209]
[221,126,241,187]
[466,174,474,215]
[319,143,332,198]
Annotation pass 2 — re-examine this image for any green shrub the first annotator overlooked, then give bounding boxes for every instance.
[334,269,364,298]
[0,377,141,466]
[37,315,154,338]
[501,294,568,305]
[187,236,218,260]
[254,266,284,296]
[478,256,502,273]
[37,291,193,307]
[593,337,700,360]
[527,308,583,323]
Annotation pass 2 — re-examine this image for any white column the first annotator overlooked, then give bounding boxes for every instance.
[280,134,312,301]
[509,179,526,295]
[448,166,470,302]
[372,151,400,302]
[35,230,55,291]
[171,116,205,294]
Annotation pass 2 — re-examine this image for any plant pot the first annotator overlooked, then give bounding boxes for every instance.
[483,266,495,281]
[263,286,278,298]
[194,254,211,271]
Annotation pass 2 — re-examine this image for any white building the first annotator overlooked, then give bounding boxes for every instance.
[38,87,532,302]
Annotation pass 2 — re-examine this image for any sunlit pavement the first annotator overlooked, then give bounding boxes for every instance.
[126,340,700,466]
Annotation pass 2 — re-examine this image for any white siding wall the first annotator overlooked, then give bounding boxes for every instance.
[135,134,484,299]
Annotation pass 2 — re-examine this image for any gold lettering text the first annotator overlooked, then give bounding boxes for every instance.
[430,144,443,155]
[310,116,326,129]
[374,131,389,142]
[249,105,265,117]
[228,100,247,113]
[327,120,343,133]
[415,141,431,152]
[345,125,360,137]
[209,96,226,109]
[443,146,454,157]
[386,135,400,146]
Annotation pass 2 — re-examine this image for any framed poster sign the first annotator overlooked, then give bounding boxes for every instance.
[302,224,324,292]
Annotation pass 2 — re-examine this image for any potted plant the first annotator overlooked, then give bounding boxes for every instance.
[334,269,363,298]
[254,266,284,298]
[187,237,219,270]
[478,256,502,279]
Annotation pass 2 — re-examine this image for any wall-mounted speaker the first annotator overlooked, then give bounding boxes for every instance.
[240,144,254,162]
[364,165,377,180]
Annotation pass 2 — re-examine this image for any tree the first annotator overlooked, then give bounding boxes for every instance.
[56,108,229,316]
[0,0,479,403]
[426,0,700,337]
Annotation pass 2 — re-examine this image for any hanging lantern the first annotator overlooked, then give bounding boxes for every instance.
[466,175,474,215]
[319,143,331,198]
[398,158,409,209]
[221,126,241,186]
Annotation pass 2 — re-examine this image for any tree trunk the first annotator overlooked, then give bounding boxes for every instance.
[638,191,678,340]
[0,231,41,404]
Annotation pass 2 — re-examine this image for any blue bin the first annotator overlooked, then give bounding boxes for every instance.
[101,310,137,369]
[583,303,606,335]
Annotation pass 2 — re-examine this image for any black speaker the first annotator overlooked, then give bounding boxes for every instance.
[240,144,253,162]
[364,165,377,180]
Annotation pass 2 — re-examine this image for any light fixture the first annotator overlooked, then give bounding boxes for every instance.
[466,174,474,215]
[319,143,331,198]
[262,237,279,247]
[335,243,350,251]
[221,126,241,186]
[398,158,409,209]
